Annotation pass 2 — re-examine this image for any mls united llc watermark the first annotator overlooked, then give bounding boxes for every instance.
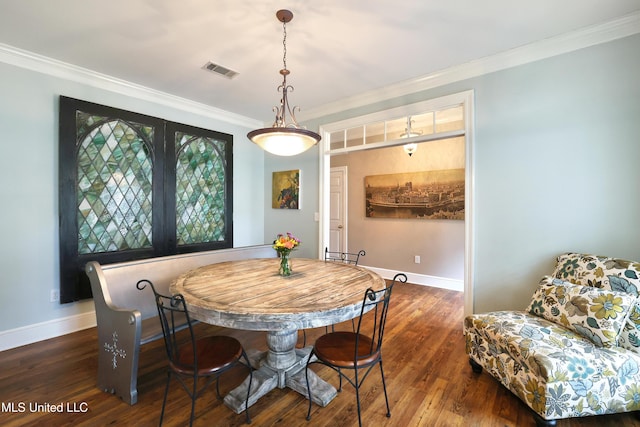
[2,401,89,413]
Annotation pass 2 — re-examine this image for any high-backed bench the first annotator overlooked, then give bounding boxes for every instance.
[85,244,276,405]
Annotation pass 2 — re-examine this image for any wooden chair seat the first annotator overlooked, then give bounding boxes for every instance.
[171,336,244,376]
[313,332,378,368]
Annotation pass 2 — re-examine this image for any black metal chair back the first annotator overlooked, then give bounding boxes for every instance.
[353,280,394,363]
[139,280,197,371]
[324,247,366,265]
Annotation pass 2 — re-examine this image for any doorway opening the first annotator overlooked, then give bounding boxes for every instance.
[318,90,474,317]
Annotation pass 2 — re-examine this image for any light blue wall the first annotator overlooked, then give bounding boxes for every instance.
[262,145,320,259]
[0,61,266,332]
[471,34,640,312]
[1,31,638,341]
[265,34,640,313]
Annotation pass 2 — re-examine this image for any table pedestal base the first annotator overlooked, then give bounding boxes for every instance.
[223,329,337,414]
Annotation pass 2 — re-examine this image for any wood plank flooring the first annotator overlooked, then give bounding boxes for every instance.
[1,282,639,426]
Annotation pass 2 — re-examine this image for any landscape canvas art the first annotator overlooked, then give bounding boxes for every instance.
[365,169,464,219]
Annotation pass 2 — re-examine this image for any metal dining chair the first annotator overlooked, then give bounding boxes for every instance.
[304,273,407,427]
[324,247,366,265]
[136,279,253,426]
[299,248,367,348]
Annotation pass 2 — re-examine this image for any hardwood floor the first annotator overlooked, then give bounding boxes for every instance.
[1,282,639,427]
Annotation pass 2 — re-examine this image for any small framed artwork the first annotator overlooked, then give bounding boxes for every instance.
[272,169,300,209]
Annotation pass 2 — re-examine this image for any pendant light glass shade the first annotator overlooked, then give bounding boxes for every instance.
[248,127,320,156]
[403,143,418,157]
[248,9,320,156]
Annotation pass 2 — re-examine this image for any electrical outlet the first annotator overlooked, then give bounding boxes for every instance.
[50,289,60,303]
[414,255,421,264]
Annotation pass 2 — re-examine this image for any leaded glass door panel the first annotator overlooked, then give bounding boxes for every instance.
[76,115,154,254]
[59,97,232,303]
[165,122,232,254]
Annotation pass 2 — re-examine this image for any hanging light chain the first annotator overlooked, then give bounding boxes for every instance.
[275,11,301,129]
[282,18,288,72]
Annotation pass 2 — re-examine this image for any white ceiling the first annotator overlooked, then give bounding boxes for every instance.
[1,1,639,123]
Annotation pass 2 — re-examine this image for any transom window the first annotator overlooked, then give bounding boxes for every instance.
[326,103,464,153]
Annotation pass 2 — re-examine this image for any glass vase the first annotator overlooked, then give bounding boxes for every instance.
[279,253,292,276]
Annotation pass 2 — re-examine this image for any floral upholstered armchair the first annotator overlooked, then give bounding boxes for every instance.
[464,253,640,426]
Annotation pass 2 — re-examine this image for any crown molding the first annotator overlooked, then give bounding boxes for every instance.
[0,43,263,129]
[303,11,640,121]
[1,11,638,127]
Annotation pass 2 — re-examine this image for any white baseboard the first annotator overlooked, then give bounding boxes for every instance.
[363,265,464,292]
[0,311,96,352]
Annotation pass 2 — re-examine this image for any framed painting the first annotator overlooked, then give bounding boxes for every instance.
[365,168,464,219]
[272,169,300,209]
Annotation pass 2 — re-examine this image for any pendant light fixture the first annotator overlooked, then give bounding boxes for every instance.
[247,9,321,156]
[401,116,421,157]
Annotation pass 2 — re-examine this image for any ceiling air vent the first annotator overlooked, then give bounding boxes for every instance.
[202,61,239,79]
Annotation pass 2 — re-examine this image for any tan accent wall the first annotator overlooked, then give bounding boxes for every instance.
[331,136,465,281]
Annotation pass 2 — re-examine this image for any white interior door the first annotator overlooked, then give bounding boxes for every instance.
[329,166,347,253]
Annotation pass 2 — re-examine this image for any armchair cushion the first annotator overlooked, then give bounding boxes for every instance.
[552,253,640,354]
[526,276,636,348]
[552,253,640,296]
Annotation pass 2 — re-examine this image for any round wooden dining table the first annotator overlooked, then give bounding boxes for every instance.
[170,257,385,414]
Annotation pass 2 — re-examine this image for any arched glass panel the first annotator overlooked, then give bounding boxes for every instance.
[175,133,228,245]
[76,116,153,254]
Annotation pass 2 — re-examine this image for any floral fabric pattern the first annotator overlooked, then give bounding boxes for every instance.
[620,304,640,354]
[526,276,635,348]
[552,253,640,354]
[464,253,640,422]
[552,253,640,295]
[465,311,640,420]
